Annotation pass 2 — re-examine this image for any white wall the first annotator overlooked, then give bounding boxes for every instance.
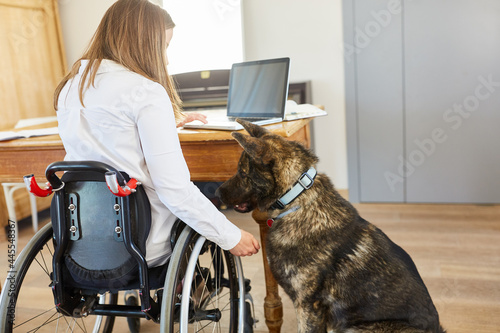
[58,0,116,67]
[242,0,347,188]
[57,0,348,189]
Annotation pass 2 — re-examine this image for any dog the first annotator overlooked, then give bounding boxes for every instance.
[217,120,445,333]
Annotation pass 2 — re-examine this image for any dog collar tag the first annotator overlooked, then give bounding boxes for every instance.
[267,218,274,227]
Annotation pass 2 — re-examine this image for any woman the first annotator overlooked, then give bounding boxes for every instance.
[54,0,260,267]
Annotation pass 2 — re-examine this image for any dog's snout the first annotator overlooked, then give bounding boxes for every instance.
[216,178,234,203]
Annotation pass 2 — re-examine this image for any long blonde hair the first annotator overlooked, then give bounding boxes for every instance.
[54,0,184,122]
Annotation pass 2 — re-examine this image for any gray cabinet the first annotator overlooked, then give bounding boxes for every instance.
[343,0,500,204]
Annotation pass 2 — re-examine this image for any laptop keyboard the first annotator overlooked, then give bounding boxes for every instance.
[227,117,269,121]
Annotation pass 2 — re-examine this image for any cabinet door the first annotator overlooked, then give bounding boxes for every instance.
[348,0,405,202]
[0,0,66,228]
[0,0,66,130]
[404,0,500,203]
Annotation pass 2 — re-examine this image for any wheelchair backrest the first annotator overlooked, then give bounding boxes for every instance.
[51,169,151,290]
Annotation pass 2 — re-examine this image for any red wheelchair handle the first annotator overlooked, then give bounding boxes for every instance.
[23,174,55,197]
[105,171,139,197]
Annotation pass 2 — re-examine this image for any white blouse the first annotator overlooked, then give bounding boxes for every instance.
[57,59,241,266]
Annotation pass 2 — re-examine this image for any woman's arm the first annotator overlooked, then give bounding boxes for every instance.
[134,84,259,254]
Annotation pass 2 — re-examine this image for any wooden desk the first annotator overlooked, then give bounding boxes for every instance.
[0,118,311,332]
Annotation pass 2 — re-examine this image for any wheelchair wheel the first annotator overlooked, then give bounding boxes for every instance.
[160,226,242,332]
[0,223,116,332]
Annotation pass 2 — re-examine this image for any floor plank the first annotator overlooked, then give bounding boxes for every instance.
[1,201,499,332]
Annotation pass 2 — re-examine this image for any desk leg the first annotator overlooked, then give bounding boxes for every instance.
[252,209,283,333]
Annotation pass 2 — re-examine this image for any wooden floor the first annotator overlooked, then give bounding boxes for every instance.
[1,200,499,332]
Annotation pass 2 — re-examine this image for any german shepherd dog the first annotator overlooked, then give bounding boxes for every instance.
[217,120,445,333]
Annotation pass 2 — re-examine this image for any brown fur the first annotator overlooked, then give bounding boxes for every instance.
[217,120,445,333]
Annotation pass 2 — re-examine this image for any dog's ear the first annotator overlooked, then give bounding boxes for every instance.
[236,119,270,138]
[232,132,270,162]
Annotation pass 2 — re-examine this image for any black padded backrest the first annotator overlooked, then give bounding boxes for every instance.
[51,171,151,290]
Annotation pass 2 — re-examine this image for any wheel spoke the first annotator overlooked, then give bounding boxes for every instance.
[33,250,50,277]
[2,225,104,332]
[24,311,60,332]
[13,306,57,329]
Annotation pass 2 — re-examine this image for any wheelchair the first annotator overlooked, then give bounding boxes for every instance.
[0,161,255,332]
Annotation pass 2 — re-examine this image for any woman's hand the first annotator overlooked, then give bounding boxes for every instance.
[177,112,208,128]
[229,229,260,257]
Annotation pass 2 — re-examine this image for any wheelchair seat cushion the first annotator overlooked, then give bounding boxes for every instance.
[64,255,139,289]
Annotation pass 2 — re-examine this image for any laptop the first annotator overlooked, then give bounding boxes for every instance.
[183,57,290,131]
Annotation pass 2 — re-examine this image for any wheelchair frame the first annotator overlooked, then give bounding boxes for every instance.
[0,161,254,332]
[43,161,157,321]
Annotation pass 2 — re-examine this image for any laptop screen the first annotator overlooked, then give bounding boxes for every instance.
[227,58,290,118]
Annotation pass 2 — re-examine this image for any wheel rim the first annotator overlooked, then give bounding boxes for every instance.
[162,227,239,333]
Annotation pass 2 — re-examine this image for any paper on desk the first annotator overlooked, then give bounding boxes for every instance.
[0,127,59,142]
[284,101,327,121]
[15,116,58,129]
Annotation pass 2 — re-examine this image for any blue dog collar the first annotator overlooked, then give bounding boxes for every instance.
[271,167,317,210]
[267,205,301,227]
